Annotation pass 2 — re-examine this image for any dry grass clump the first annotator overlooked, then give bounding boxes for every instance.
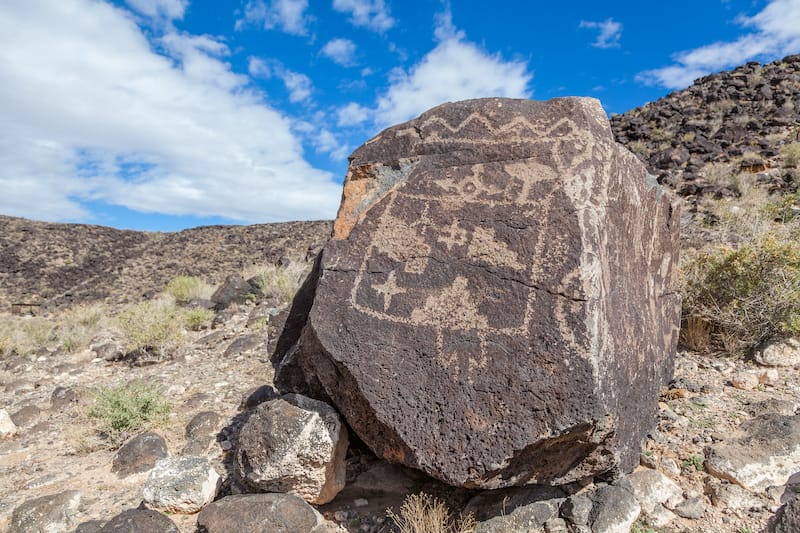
[84,380,170,448]
[782,142,800,168]
[56,303,109,353]
[0,316,55,357]
[165,275,214,304]
[114,298,185,357]
[0,303,109,358]
[387,493,476,533]
[244,258,310,305]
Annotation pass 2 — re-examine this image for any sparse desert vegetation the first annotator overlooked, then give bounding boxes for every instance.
[85,380,171,447]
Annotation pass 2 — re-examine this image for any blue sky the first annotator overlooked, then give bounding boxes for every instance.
[1,0,799,231]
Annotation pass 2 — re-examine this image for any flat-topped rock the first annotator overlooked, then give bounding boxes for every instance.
[277,97,681,488]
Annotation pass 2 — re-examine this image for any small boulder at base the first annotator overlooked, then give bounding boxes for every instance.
[196,493,320,533]
[235,393,348,504]
[276,97,681,488]
[10,490,81,533]
[705,413,800,491]
[142,456,220,514]
[112,431,168,477]
[97,509,179,533]
[754,338,800,367]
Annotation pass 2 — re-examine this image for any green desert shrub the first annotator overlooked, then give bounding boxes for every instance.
[182,307,214,331]
[86,380,170,446]
[680,233,800,354]
[765,191,800,223]
[115,299,184,356]
[165,275,214,304]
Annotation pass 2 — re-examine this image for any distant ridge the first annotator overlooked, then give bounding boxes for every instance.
[0,215,331,310]
[612,54,800,202]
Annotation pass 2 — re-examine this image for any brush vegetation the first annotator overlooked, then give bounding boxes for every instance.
[680,176,800,354]
[387,493,476,533]
[86,380,170,447]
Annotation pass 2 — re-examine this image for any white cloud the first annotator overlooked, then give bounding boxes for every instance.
[336,102,369,127]
[637,0,800,89]
[0,0,340,223]
[125,0,187,20]
[578,18,622,49]
[281,70,313,103]
[236,0,310,36]
[332,0,394,32]
[321,38,357,66]
[372,12,532,127]
[248,57,313,103]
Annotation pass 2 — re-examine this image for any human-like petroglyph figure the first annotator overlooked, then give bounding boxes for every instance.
[276,97,681,489]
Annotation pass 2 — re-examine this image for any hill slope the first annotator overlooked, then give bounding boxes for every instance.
[0,216,331,310]
[611,54,800,202]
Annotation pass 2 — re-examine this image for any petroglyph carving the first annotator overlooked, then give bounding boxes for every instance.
[278,97,681,490]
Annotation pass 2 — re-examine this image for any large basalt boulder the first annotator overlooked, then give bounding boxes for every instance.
[276,97,681,488]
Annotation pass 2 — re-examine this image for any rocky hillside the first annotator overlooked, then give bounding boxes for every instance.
[612,54,800,202]
[0,216,331,311]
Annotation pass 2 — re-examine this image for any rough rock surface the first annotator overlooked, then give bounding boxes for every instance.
[235,393,348,504]
[754,338,800,368]
[705,413,800,490]
[10,490,81,533]
[97,509,179,533]
[141,456,220,514]
[196,493,321,533]
[768,497,800,533]
[589,485,641,533]
[0,408,18,438]
[277,97,681,488]
[111,432,169,477]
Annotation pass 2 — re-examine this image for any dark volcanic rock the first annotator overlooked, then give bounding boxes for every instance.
[97,509,179,533]
[111,431,168,477]
[196,493,319,533]
[276,97,681,488]
[10,490,81,533]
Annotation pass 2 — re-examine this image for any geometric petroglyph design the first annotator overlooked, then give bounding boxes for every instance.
[349,109,600,380]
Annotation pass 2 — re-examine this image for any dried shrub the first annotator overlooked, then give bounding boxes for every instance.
[57,303,108,353]
[165,275,214,304]
[115,299,184,357]
[782,142,800,169]
[387,493,476,533]
[245,258,309,305]
[680,233,800,355]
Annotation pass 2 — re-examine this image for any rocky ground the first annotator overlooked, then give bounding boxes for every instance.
[1,279,799,532]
